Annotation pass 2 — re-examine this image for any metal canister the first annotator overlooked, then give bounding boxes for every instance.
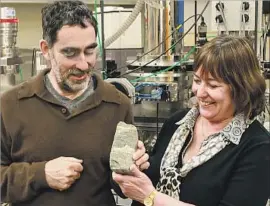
[0,7,18,48]
[0,7,21,91]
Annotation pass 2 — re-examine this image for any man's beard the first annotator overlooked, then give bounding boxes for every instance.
[56,67,93,93]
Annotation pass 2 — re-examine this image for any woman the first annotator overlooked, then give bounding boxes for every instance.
[113,35,270,206]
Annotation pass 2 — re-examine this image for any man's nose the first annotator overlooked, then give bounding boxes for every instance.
[75,54,89,70]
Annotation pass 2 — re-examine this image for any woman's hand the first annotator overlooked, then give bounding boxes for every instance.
[113,164,155,203]
[133,140,150,171]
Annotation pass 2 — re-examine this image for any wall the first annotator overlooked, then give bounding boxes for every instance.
[1,1,212,49]
[1,2,200,49]
[0,3,95,49]
[182,0,264,45]
[1,3,46,48]
[1,1,268,53]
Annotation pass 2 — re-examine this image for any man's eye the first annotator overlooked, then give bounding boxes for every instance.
[63,49,76,57]
[85,49,94,55]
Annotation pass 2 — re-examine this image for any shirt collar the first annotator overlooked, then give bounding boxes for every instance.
[176,107,253,145]
[222,113,254,145]
[176,107,199,130]
[17,68,124,105]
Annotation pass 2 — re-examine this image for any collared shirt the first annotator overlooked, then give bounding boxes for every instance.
[44,74,95,114]
[176,107,254,145]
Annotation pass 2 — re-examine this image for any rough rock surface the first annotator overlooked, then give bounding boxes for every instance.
[110,121,138,174]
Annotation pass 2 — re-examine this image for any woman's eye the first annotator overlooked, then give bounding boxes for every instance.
[209,84,218,88]
[193,79,201,84]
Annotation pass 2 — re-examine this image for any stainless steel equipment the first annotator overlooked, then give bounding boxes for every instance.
[0,7,23,93]
[120,1,194,152]
[35,50,48,74]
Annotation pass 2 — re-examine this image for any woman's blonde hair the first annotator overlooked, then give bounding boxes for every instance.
[194,35,266,119]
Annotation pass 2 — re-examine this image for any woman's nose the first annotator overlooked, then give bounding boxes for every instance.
[196,84,208,98]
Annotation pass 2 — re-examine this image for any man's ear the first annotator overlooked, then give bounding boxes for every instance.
[39,39,51,60]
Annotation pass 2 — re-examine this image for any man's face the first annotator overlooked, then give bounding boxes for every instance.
[48,23,97,93]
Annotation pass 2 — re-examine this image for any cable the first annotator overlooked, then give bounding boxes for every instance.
[31,48,36,77]
[263,21,269,60]
[104,0,144,48]
[156,101,159,140]
[240,0,245,37]
[119,1,209,78]
[130,46,196,83]
[254,0,259,54]
[195,0,198,45]
[93,0,102,55]
[135,82,163,90]
[94,10,136,15]
[259,15,267,60]
[108,14,201,76]
[263,32,268,60]
[119,0,210,78]
[100,0,107,79]
[19,66,23,82]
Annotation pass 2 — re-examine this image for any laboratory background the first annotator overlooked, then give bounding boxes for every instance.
[1,0,269,205]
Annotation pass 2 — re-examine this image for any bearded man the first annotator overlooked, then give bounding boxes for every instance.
[0,1,149,206]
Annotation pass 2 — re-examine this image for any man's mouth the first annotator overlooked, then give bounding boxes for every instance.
[68,69,91,81]
[70,73,88,80]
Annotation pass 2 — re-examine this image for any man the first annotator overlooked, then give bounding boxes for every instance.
[1,1,149,206]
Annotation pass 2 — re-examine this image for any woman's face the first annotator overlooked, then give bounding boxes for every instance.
[191,67,235,122]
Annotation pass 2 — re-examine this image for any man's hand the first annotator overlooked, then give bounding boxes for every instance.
[133,140,150,171]
[45,157,83,191]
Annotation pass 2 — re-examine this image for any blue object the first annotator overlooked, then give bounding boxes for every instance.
[177,0,184,33]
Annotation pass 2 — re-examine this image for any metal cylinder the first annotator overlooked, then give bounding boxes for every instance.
[0,7,18,48]
[144,1,160,55]
[0,7,22,89]
[0,7,22,74]
[35,50,49,74]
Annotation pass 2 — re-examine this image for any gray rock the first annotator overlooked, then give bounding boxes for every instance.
[110,121,138,174]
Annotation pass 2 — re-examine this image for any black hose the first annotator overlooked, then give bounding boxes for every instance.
[31,48,36,77]
[195,0,198,45]
[118,0,210,78]
[254,0,258,54]
[109,14,201,76]
[100,0,107,78]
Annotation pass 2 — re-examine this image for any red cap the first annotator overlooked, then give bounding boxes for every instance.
[0,18,19,23]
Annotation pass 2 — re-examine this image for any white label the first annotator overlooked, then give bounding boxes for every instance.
[1,8,16,18]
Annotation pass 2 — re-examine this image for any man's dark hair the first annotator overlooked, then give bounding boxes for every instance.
[41,0,98,47]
